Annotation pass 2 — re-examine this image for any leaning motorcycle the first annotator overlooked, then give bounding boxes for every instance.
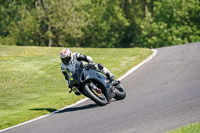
[68,62,126,106]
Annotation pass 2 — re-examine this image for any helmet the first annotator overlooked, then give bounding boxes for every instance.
[60,48,72,65]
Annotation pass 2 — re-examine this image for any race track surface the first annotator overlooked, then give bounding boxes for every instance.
[3,42,200,133]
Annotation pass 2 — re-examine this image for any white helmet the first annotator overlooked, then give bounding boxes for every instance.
[60,48,72,65]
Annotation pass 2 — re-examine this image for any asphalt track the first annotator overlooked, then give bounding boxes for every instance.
[2,42,200,133]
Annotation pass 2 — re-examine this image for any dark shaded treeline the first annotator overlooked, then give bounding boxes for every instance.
[0,0,200,48]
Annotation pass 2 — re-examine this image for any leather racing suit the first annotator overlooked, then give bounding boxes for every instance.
[61,53,114,89]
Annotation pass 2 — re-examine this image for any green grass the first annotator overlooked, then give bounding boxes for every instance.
[0,45,152,130]
[167,123,200,133]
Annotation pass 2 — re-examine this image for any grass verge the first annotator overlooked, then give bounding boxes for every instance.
[0,45,152,130]
[167,123,200,133]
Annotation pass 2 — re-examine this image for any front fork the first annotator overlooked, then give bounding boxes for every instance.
[89,81,102,93]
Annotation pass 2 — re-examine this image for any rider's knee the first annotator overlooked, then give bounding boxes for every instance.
[97,63,104,70]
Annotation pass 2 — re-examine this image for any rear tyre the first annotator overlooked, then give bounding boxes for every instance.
[114,84,126,100]
[84,83,108,106]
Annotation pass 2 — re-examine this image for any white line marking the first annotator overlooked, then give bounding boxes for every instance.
[0,49,157,132]
[0,98,89,133]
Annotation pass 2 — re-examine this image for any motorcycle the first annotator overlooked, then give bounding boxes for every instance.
[68,62,126,106]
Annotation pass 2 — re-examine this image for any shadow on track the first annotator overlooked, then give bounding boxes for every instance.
[29,108,57,113]
[55,103,99,114]
[56,99,119,114]
[29,103,99,114]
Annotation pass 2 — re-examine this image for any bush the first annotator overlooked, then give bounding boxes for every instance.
[0,36,16,46]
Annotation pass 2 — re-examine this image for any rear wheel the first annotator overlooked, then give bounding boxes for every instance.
[114,84,126,100]
[84,83,108,106]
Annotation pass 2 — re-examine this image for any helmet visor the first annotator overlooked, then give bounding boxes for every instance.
[61,56,71,65]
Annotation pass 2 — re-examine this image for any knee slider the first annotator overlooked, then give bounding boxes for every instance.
[97,63,104,70]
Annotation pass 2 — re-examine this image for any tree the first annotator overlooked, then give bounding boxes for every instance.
[80,0,129,48]
[35,0,89,47]
[0,0,199,47]
[130,0,200,48]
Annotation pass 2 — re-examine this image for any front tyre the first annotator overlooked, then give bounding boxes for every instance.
[83,83,108,106]
[114,84,126,100]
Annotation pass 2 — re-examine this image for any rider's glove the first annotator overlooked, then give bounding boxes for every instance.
[88,60,93,65]
[87,62,94,69]
[88,62,93,67]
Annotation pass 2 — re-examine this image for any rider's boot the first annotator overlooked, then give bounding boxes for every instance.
[95,63,119,86]
[106,72,115,82]
[106,72,120,86]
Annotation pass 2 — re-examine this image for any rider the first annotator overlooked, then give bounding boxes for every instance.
[60,48,115,95]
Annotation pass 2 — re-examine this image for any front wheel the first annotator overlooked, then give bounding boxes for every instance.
[114,84,126,100]
[83,83,108,106]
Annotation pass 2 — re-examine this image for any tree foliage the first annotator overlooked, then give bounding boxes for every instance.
[0,0,200,48]
[137,0,200,48]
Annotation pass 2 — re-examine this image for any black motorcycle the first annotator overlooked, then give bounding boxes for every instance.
[69,63,126,106]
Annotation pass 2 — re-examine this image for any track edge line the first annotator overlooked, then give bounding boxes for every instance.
[0,49,157,132]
